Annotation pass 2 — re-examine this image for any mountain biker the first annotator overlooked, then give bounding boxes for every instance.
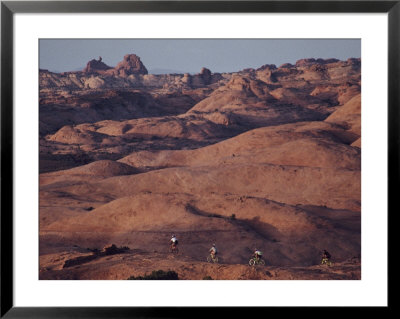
[253,248,263,261]
[322,249,331,263]
[170,234,178,249]
[209,243,218,258]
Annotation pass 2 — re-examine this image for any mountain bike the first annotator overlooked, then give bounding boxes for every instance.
[207,254,219,263]
[321,257,333,266]
[169,244,179,254]
[249,257,265,266]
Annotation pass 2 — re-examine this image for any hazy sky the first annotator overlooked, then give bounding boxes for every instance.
[39,39,361,74]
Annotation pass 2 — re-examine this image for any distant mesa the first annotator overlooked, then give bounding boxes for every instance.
[256,64,277,71]
[149,68,184,74]
[279,62,294,68]
[295,58,340,67]
[82,53,148,76]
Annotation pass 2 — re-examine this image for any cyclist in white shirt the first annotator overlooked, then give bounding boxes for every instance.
[209,243,218,257]
[253,248,263,261]
[170,234,178,249]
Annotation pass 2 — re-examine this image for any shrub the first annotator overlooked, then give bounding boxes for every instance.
[102,244,129,255]
[230,214,236,220]
[128,270,179,280]
[202,276,213,280]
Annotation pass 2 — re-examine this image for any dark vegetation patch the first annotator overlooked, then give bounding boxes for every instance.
[127,270,179,280]
[63,244,129,268]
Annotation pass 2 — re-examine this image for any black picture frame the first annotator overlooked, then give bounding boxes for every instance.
[1,1,396,317]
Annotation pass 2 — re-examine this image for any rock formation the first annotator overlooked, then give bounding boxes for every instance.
[108,53,148,77]
[83,57,112,74]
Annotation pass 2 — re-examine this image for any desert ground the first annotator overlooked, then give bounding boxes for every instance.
[39,54,361,280]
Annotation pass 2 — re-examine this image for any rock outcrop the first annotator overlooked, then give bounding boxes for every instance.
[83,57,112,74]
[108,54,148,77]
[82,54,148,77]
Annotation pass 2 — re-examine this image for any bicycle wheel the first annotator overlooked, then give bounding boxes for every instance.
[249,259,255,266]
[207,255,212,263]
[213,256,219,263]
[169,246,178,254]
[258,259,265,266]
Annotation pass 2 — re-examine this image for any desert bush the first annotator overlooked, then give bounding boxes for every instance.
[202,276,213,280]
[102,244,129,255]
[128,270,179,280]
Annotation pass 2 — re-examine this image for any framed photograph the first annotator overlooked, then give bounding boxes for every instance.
[1,0,396,317]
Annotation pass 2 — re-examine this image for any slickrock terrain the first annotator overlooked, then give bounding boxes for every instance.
[39,54,361,280]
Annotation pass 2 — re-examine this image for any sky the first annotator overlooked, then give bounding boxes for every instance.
[39,39,361,74]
